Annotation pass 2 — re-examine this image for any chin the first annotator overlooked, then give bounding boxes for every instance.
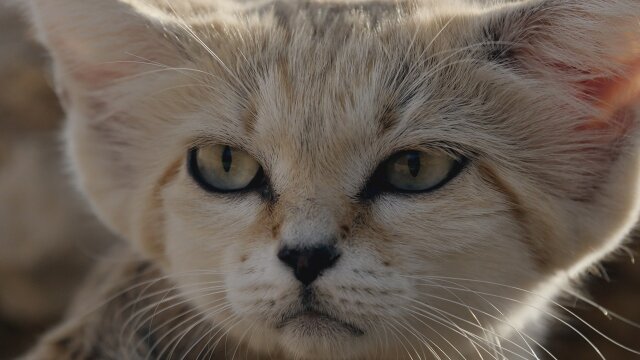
[274,314,378,360]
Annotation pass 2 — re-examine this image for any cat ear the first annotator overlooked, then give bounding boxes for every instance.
[21,0,193,246]
[482,0,640,131]
[26,0,182,91]
[479,0,640,264]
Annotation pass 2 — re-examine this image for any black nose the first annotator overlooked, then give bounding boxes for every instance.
[277,245,341,286]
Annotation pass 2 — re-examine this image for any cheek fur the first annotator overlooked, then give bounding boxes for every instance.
[162,176,263,270]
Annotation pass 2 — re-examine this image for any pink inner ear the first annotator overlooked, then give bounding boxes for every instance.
[72,64,132,89]
[50,30,161,90]
[51,36,133,88]
[575,58,640,134]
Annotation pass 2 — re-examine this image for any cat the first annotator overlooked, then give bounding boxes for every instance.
[18,0,640,358]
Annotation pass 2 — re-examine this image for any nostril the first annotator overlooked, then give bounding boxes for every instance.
[277,245,341,285]
[277,247,300,269]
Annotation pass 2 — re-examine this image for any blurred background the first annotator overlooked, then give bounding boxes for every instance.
[0,3,638,360]
[0,5,115,358]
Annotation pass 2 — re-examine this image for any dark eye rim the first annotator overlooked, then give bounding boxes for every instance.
[359,150,468,199]
[187,147,267,194]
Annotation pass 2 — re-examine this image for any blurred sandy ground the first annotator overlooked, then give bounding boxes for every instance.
[0,2,639,360]
[0,5,115,359]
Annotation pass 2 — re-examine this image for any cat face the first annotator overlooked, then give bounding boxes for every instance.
[26,0,640,358]
[160,28,539,357]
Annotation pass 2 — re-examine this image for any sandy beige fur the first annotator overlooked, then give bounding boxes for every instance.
[18,0,640,358]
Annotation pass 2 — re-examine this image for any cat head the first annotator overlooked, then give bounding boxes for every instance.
[26,0,640,358]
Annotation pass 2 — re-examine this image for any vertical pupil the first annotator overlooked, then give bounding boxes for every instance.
[407,152,421,177]
[221,146,232,172]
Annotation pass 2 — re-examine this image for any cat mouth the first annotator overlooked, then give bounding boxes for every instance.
[275,309,365,336]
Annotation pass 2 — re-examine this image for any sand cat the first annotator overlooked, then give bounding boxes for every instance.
[19,0,640,358]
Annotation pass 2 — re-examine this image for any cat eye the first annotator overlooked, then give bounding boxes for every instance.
[362,150,465,197]
[188,145,264,193]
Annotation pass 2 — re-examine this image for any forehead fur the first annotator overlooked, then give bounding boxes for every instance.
[132,5,466,203]
[159,0,602,197]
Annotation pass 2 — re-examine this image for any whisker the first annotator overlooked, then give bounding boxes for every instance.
[390,316,441,360]
[428,278,498,358]
[401,295,538,360]
[563,287,640,330]
[395,15,457,91]
[230,318,257,360]
[402,306,470,360]
[119,284,226,344]
[208,313,246,358]
[160,0,251,97]
[424,278,550,360]
[189,311,240,360]
[382,318,417,360]
[408,305,530,360]
[403,305,501,360]
[78,268,227,316]
[411,275,640,356]
[128,291,228,355]
[147,302,232,360]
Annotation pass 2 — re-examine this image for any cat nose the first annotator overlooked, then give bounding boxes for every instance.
[277,245,341,286]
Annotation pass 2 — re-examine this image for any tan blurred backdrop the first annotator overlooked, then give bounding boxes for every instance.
[0,3,638,360]
[0,4,115,359]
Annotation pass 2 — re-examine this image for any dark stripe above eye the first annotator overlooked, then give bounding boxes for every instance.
[378,63,419,136]
[378,106,399,135]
